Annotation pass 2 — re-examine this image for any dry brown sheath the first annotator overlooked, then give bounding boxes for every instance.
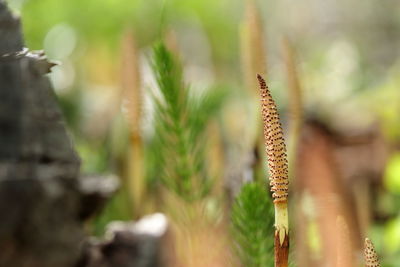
[274,231,289,267]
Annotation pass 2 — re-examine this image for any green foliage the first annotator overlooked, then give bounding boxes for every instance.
[92,188,133,236]
[384,153,400,194]
[148,43,226,201]
[231,182,275,267]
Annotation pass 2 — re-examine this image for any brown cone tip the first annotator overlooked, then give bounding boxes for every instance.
[257,74,289,203]
[364,238,381,267]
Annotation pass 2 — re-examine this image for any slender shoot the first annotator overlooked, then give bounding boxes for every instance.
[258,74,289,267]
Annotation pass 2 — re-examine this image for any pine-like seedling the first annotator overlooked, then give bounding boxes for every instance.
[231,182,274,267]
[148,43,226,201]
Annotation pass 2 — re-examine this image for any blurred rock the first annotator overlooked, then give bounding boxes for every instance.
[78,213,169,267]
[78,174,120,221]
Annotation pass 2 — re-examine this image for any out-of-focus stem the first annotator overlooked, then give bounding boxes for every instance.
[281,37,303,179]
[120,30,145,217]
[336,216,355,267]
[240,1,267,183]
[241,0,267,94]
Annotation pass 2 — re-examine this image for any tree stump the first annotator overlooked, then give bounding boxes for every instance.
[0,2,117,266]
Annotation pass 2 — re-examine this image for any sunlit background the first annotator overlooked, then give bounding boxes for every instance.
[7,0,400,266]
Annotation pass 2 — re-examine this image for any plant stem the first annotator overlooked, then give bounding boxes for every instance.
[274,201,289,267]
[257,74,290,267]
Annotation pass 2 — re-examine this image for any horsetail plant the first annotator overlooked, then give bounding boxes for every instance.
[257,74,289,267]
[364,238,381,267]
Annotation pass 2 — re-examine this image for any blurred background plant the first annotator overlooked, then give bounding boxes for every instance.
[148,43,226,202]
[6,0,400,265]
